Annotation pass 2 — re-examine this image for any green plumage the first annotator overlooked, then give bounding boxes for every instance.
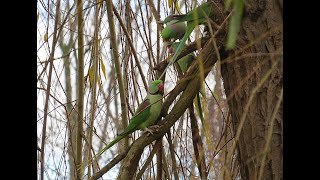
[161,19,186,41]
[92,80,164,162]
[159,2,219,79]
[163,2,214,24]
[170,42,195,73]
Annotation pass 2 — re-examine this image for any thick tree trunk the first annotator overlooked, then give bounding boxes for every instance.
[221,0,283,179]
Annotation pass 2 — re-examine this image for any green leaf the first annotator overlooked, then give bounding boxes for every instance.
[168,0,173,8]
[175,1,181,14]
[100,56,106,79]
[44,32,48,42]
[98,0,103,7]
[225,0,233,10]
[89,65,94,89]
[148,15,153,24]
[97,76,102,90]
[193,95,203,123]
[212,91,219,101]
[226,0,244,49]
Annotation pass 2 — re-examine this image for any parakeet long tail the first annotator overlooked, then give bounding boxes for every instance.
[83,126,137,169]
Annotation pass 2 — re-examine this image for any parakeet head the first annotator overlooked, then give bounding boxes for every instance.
[161,14,186,24]
[149,80,164,95]
[162,15,176,24]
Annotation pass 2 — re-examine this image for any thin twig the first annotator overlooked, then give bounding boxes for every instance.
[136,140,162,179]
[106,0,129,152]
[76,0,85,177]
[40,0,61,179]
[112,3,148,90]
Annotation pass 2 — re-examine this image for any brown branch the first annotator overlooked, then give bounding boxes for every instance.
[189,105,208,179]
[112,3,148,90]
[167,132,179,180]
[161,149,171,180]
[89,147,130,180]
[116,37,219,179]
[106,0,129,151]
[156,140,163,180]
[160,37,217,117]
[40,0,61,179]
[136,139,162,179]
[90,34,223,179]
[156,0,161,64]
[146,0,163,31]
[137,0,155,75]
[75,0,85,177]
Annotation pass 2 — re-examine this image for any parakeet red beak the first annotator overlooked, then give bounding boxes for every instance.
[168,46,174,54]
[158,82,164,94]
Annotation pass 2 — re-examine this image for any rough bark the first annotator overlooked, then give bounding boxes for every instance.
[189,105,208,180]
[221,0,283,179]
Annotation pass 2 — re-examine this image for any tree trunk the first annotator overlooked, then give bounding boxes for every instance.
[221,0,283,179]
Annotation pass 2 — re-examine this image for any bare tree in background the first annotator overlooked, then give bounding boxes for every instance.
[37,0,282,179]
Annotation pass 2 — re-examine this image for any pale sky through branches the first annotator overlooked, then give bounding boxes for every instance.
[37,0,221,179]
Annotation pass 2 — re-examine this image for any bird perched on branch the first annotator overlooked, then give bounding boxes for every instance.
[159,2,220,79]
[168,41,195,74]
[86,80,164,166]
[160,15,186,42]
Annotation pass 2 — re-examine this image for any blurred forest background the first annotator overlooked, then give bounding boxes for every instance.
[37,0,282,179]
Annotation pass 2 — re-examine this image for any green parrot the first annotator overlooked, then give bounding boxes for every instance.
[168,42,205,129]
[158,16,186,66]
[160,16,187,42]
[91,80,164,162]
[168,41,195,73]
[159,2,219,79]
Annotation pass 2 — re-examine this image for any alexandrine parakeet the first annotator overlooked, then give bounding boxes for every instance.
[160,16,187,42]
[169,42,205,127]
[93,80,164,161]
[168,41,195,73]
[159,2,219,79]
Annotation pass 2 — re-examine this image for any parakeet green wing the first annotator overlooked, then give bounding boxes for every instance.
[169,42,195,73]
[84,80,164,168]
[117,97,152,137]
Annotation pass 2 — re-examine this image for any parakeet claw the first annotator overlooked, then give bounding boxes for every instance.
[144,127,154,136]
[149,125,160,129]
[144,125,161,136]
